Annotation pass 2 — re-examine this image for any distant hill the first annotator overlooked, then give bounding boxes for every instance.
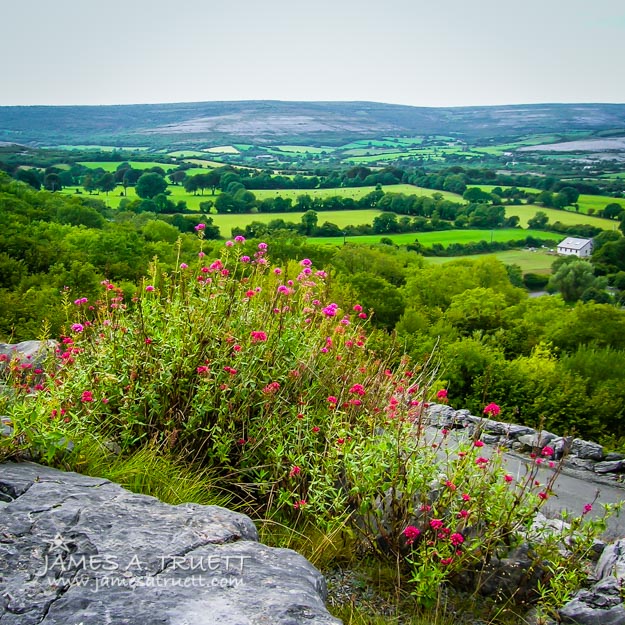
[1,100,625,146]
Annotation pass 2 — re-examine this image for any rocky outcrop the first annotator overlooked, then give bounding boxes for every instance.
[425,403,624,477]
[0,462,340,625]
[558,539,625,625]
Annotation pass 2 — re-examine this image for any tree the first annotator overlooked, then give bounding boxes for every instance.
[548,260,600,303]
[603,203,625,220]
[372,212,399,234]
[527,211,549,229]
[169,170,187,186]
[300,210,318,235]
[43,173,62,192]
[136,173,168,199]
[97,173,116,196]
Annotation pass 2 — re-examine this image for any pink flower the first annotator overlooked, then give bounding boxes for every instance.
[327,396,338,404]
[240,255,251,263]
[258,242,268,250]
[440,557,453,566]
[504,474,514,483]
[430,519,445,530]
[476,457,488,465]
[234,235,246,243]
[195,223,205,231]
[71,323,84,333]
[225,240,234,247]
[358,312,367,319]
[322,303,339,317]
[445,480,456,491]
[403,525,421,545]
[262,381,280,394]
[538,492,548,500]
[450,533,464,546]
[300,258,312,267]
[274,268,282,275]
[289,466,301,478]
[583,503,593,514]
[349,384,365,396]
[293,499,307,509]
[180,263,188,269]
[312,426,320,433]
[353,304,363,312]
[145,285,155,292]
[483,402,501,417]
[198,251,205,258]
[457,509,469,519]
[473,440,484,448]
[436,389,448,400]
[197,366,210,375]
[250,331,267,343]
[81,390,94,403]
[542,446,555,457]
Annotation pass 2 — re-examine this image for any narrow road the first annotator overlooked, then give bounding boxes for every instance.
[501,450,625,539]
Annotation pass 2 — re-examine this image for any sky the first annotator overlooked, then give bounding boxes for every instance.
[2,0,625,108]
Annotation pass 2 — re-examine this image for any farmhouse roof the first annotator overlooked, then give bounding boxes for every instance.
[557,237,593,250]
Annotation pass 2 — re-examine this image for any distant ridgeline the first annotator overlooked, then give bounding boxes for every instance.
[2,101,625,145]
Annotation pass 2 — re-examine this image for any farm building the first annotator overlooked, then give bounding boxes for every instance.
[556,237,594,258]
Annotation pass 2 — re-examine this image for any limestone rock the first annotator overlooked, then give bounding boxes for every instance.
[571,439,604,461]
[559,577,625,625]
[595,460,625,474]
[0,462,340,625]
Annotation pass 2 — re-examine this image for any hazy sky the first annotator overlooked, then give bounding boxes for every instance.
[2,0,624,107]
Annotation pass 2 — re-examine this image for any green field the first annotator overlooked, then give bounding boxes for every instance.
[167,150,210,158]
[55,145,150,152]
[272,145,327,154]
[205,146,240,154]
[578,194,625,214]
[211,210,381,235]
[506,204,614,229]
[426,248,557,274]
[77,161,176,172]
[307,229,557,247]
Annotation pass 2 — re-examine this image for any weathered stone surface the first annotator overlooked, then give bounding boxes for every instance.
[517,430,557,451]
[571,439,604,461]
[606,452,625,462]
[595,460,625,474]
[0,462,340,625]
[595,538,625,580]
[559,577,625,625]
[565,457,598,472]
[0,340,57,367]
[1,415,12,437]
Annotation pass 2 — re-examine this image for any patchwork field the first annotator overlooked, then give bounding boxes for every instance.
[77,161,176,172]
[307,229,557,247]
[425,248,557,274]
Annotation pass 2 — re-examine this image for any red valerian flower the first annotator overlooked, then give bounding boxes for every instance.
[403,525,421,545]
[436,389,448,400]
[483,402,501,417]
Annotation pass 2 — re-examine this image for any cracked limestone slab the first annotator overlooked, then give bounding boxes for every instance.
[0,462,341,625]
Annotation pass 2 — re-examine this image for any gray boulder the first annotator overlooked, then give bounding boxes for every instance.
[0,462,340,625]
[559,577,625,625]
[0,340,57,368]
[571,439,604,461]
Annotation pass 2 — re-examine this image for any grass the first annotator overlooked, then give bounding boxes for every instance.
[307,229,556,247]
[578,194,625,214]
[167,150,211,158]
[205,145,240,154]
[212,210,381,233]
[426,248,557,274]
[507,204,615,229]
[77,160,176,172]
[272,145,327,154]
[54,145,150,151]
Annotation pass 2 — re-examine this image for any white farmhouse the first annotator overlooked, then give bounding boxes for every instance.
[556,237,594,258]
